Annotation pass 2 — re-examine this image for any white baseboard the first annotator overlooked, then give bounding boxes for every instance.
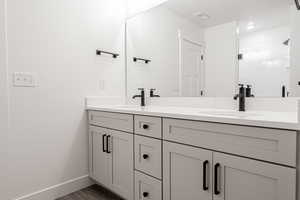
[14,175,93,200]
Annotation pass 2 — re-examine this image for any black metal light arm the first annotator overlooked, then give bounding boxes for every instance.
[96,50,119,58]
[133,57,151,64]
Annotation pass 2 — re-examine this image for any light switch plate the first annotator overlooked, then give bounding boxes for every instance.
[13,72,37,87]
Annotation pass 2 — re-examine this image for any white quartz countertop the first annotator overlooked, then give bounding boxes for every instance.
[86,105,299,130]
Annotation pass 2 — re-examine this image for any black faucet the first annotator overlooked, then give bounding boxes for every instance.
[150,88,160,97]
[234,84,246,112]
[133,88,145,106]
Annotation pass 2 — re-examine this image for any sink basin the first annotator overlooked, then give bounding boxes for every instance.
[198,110,260,118]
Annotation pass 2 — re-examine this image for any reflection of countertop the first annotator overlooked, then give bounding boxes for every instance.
[86,105,299,130]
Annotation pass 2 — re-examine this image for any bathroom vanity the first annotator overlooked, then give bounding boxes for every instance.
[87,0,300,199]
[87,105,299,200]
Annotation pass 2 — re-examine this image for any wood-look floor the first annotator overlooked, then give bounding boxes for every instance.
[56,185,124,200]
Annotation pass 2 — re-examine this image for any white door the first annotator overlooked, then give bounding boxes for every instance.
[213,152,296,200]
[90,126,110,186]
[108,130,134,200]
[181,39,204,97]
[163,141,213,200]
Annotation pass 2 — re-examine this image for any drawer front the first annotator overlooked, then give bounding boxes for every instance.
[135,115,162,139]
[135,135,162,179]
[163,118,297,167]
[135,171,162,200]
[89,111,133,133]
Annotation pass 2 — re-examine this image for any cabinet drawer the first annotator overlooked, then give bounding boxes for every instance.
[135,135,162,179]
[163,118,297,167]
[88,111,133,133]
[135,171,162,200]
[135,115,162,139]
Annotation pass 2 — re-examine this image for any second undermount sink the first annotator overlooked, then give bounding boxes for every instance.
[198,110,260,118]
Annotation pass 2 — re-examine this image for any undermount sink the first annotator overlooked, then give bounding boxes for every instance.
[198,110,260,118]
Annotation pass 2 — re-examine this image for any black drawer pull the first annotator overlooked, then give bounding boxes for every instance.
[143,154,149,159]
[214,163,221,195]
[203,160,209,191]
[102,134,107,153]
[142,124,149,129]
[143,192,149,197]
[106,135,111,154]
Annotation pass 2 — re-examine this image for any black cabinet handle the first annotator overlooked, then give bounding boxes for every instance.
[214,163,221,195]
[143,154,149,159]
[106,135,111,154]
[143,192,149,197]
[102,134,107,153]
[142,124,149,129]
[203,160,209,191]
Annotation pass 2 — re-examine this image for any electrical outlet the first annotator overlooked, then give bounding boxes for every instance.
[13,72,37,87]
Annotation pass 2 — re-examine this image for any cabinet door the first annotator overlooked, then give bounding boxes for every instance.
[108,130,134,200]
[163,141,213,200]
[90,126,110,186]
[213,152,296,200]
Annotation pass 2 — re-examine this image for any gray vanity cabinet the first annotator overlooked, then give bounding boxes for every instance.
[163,140,296,200]
[88,110,297,200]
[88,112,134,200]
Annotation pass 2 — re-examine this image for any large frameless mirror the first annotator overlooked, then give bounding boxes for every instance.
[126,0,297,98]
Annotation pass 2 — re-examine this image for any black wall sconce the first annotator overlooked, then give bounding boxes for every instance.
[96,50,119,58]
[133,57,151,64]
[296,0,300,10]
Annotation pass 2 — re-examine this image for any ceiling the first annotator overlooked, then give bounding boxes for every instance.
[163,0,294,31]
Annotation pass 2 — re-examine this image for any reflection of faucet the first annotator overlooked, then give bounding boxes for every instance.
[133,88,145,107]
[246,85,255,97]
[150,88,160,98]
[234,84,246,112]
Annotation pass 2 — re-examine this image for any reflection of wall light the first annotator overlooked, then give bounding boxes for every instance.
[127,0,168,18]
[247,22,255,30]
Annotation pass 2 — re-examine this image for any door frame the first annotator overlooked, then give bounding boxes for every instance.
[178,30,206,96]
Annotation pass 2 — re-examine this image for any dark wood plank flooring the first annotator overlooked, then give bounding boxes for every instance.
[56,185,124,200]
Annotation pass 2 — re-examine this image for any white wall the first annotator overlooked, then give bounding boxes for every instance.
[0,0,8,132]
[204,22,238,97]
[1,0,126,199]
[0,0,10,198]
[127,5,204,98]
[290,7,300,97]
